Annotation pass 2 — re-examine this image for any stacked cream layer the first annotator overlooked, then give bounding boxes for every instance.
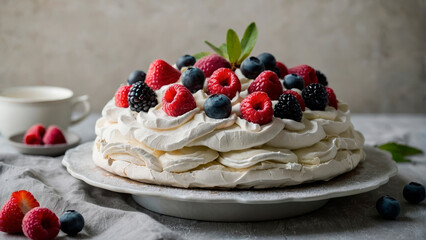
[93,70,365,189]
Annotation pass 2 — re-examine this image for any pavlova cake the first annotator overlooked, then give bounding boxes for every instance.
[93,23,365,189]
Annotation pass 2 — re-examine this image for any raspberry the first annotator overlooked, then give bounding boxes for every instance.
[42,126,66,145]
[326,87,338,109]
[274,94,303,122]
[22,207,60,240]
[145,59,181,90]
[302,83,329,111]
[114,85,131,108]
[283,90,305,111]
[288,64,319,87]
[162,84,196,117]
[276,61,288,79]
[240,92,273,125]
[24,124,46,145]
[248,70,283,100]
[0,190,40,233]
[128,81,158,113]
[207,68,241,99]
[194,54,231,78]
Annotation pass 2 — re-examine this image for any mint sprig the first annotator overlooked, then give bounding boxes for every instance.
[203,22,258,69]
[377,142,423,163]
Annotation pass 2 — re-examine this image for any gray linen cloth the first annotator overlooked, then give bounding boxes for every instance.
[0,153,182,240]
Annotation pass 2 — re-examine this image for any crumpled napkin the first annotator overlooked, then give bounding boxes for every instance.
[0,153,182,240]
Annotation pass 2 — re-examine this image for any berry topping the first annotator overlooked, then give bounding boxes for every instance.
[194,54,231,78]
[0,190,40,233]
[283,90,305,111]
[240,56,265,79]
[288,64,319,87]
[326,87,338,110]
[42,126,66,145]
[248,70,283,100]
[176,54,196,70]
[24,124,46,145]
[145,59,181,90]
[283,73,305,91]
[274,94,303,122]
[128,81,158,113]
[302,83,329,111]
[276,61,288,78]
[59,210,85,236]
[403,182,425,204]
[162,84,196,117]
[204,94,232,119]
[207,68,241,99]
[181,67,206,93]
[257,52,277,70]
[22,207,60,240]
[376,195,401,220]
[127,70,146,85]
[114,85,132,108]
[316,70,328,86]
[240,92,273,125]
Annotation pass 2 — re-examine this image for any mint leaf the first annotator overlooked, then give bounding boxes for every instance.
[204,41,225,58]
[219,43,229,60]
[238,22,258,64]
[226,29,241,65]
[193,52,211,60]
[377,142,423,163]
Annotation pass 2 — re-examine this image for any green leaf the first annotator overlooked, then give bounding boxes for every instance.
[378,142,423,156]
[193,52,211,60]
[238,22,258,64]
[377,142,423,163]
[204,41,225,58]
[219,43,229,60]
[226,29,241,64]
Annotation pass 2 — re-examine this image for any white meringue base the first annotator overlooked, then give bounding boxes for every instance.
[93,139,364,189]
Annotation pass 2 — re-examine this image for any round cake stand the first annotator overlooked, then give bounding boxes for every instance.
[62,143,397,222]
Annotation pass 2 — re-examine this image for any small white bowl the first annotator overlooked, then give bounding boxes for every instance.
[8,131,81,156]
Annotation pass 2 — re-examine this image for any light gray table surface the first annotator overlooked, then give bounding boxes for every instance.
[1,114,425,239]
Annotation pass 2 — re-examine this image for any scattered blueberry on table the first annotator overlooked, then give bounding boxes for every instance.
[60,210,85,236]
[376,195,400,220]
[403,182,425,204]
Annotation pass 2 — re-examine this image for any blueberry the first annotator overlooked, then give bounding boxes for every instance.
[176,54,196,70]
[257,52,277,70]
[128,70,146,85]
[376,195,400,220]
[181,67,205,93]
[240,56,265,79]
[403,182,425,204]
[316,70,328,86]
[59,210,85,236]
[204,94,232,119]
[272,66,281,78]
[284,74,305,90]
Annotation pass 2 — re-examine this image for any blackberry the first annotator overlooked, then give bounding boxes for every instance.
[302,83,329,110]
[128,81,158,112]
[316,70,328,86]
[274,94,302,122]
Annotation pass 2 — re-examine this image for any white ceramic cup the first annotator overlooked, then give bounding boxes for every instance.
[0,86,90,137]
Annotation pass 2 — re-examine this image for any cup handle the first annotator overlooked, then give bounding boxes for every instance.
[71,95,91,125]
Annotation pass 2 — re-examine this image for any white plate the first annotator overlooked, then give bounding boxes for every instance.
[8,131,80,156]
[63,143,397,222]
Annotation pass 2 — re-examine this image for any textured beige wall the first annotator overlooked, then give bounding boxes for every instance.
[0,0,425,113]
